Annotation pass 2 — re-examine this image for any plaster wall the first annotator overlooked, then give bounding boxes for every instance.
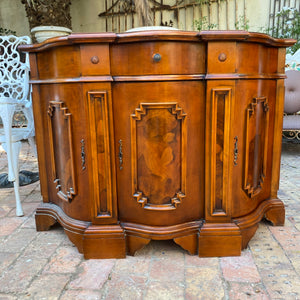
[0,0,29,36]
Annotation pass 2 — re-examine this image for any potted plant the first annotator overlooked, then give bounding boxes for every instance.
[21,0,72,43]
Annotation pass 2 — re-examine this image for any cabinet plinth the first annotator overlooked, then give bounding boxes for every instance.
[20,31,294,259]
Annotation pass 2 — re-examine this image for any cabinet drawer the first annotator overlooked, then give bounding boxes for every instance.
[80,44,110,76]
[207,42,237,74]
[111,41,205,76]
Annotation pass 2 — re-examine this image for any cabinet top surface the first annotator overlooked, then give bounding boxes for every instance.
[19,30,295,52]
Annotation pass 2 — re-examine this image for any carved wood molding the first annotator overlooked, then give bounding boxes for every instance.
[48,101,76,202]
[131,102,187,211]
[244,97,269,198]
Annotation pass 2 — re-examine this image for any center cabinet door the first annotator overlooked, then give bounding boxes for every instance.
[113,81,205,226]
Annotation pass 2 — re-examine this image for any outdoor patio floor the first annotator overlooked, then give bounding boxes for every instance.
[0,140,299,299]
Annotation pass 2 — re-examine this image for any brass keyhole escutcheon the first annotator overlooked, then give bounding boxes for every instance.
[218,53,227,62]
[91,56,99,64]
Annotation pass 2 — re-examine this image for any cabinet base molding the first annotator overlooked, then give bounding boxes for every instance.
[35,198,285,258]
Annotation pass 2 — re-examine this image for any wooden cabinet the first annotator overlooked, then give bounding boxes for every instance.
[19,31,294,258]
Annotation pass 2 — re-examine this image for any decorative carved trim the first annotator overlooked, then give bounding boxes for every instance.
[48,101,76,202]
[244,97,269,198]
[87,91,114,219]
[131,102,187,210]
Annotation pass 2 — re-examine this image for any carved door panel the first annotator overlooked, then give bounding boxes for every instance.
[113,81,205,226]
[39,84,91,221]
[231,80,275,218]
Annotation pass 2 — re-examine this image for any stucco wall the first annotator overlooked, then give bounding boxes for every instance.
[0,0,271,36]
[0,0,29,36]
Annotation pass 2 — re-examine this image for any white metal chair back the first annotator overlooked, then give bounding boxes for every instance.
[0,35,31,104]
[0,35,35,216]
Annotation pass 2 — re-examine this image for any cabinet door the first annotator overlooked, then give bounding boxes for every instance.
[38,83,91,221]
[231,80,275,218]
[113,81,205,226]
[205,80,275,221]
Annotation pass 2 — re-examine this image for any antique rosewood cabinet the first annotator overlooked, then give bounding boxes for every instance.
[20,30,294,258]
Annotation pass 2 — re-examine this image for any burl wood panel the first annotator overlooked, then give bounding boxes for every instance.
[86,91,116,222]
[205,81,235,222]
[131,103,186,210]
[19,31,294,259]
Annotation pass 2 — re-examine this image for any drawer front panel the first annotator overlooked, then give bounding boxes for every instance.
[80,44,111,76]
[111,41,205,76]
[37,46,81,79]
[207,42,237,74]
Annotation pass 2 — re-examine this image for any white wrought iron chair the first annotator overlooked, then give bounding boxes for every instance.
[0,35,35,216]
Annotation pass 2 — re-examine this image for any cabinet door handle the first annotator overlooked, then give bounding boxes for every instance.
[81,139,86,170]
[119,139,123,170]
[234,136,238,166]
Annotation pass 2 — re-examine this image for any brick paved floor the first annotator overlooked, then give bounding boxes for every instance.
[0,141,299,300]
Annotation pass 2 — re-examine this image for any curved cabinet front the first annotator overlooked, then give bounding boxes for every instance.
[20,31,294,258]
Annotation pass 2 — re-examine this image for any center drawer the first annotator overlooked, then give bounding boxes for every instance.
[111,41,205,76]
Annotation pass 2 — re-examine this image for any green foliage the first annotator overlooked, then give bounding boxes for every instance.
[193,0,226,31]
[0,28,17,35]
[263,7,300,54]
[235,15,249,31]
[194,17,217,31]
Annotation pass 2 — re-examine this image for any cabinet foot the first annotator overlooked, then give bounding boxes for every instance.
[264,199,285,226]
[35,203,90,255]
[239,225,259,250]
[35,212,57,231]
[174,234,198,255]
[126,235,151,256]
[198,223,242,257]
